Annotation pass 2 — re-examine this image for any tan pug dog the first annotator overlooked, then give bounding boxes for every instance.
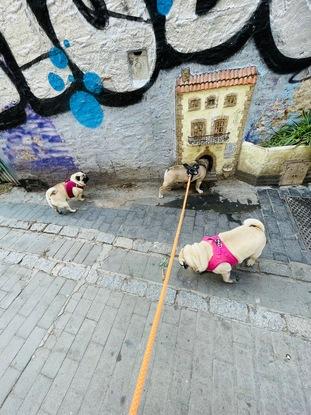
[159,158,209,198]
[179,219,266,283]
[45,171,89,214]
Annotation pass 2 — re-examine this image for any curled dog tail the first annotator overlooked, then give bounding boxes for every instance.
[243,218,265,233]
[45,188,56,208]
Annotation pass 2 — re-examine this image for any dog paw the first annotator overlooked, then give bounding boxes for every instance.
[159,194,164,199]
[197,189,203,194]
[246,258,255,266]
[80,197,85,201]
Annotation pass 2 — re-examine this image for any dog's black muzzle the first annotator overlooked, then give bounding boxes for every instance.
[181,262,188,269]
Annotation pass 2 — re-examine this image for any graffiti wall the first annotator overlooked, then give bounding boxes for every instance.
[0,0,310,183]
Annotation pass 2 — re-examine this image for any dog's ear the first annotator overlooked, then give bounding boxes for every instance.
[83,175,89,183]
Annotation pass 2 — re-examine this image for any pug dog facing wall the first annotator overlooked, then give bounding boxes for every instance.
[159,158,209,198]
[179,219,266,283]
[46,171,89,214]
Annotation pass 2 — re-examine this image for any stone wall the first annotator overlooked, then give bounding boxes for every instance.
[0,0,310,184]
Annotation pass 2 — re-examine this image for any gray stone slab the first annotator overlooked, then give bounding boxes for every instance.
[44,224,62,234]
[41,357,79,415]
[16,374,52,415]
[60,226,79,237]
[11,326,46,371]
[210,296,248,322]
[0,367,21,407]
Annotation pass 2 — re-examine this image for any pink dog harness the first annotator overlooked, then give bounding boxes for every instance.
[65,180,84,199]
[202,235,239,271]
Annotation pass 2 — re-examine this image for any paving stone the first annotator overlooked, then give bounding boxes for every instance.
[14,221,31,230]
[82,244,103,266]
[0,335,24,378]
[121,277,147,297]
[249,306,286,331]
[96,231,115,244]
[78,228,99,241]
[59,342,103,414]
[133,238,153,253]
[259,259,292,277]
[4,251,24,264]
[43,224,62,234]
[87,288,110,321]
[11,327,46,371]
[16,374,52,415]
[209,296,248,322]
[41,331,75,379]
[113,236,133,249]
[0,367,21,407]
[145,283,176,305]
[36,258,58,273]
[68,318,96,361]
[286,315,311,340]
[58,264,86,281]
[0,249,9,261]
[290,262,311,283]
[150,241,172,255]
[11,348,50,402]
[133,296,151,317]
[60,225,79,237]
[97,271,125,291]
[41,357,79,415]
[21,254,40,269]
[30,222,47,232]
[176,290,209,312]
[0,394,23,414]
[119,250,148,278]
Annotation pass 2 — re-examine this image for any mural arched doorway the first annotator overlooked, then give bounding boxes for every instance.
[196,149,217,181]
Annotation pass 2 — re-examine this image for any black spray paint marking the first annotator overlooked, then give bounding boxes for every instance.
[0,0,310,131]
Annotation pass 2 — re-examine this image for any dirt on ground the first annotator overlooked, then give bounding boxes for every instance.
[0,183,13,195]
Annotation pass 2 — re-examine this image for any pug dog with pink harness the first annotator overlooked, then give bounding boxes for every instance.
[179,219,266,283]
[46,171,89,214]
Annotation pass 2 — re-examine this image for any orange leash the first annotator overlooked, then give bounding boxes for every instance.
[129,175,192,415]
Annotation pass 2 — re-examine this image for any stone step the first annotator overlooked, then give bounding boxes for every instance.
[0,220,310,323]
[1,241,310,342]
[0,198,310,266]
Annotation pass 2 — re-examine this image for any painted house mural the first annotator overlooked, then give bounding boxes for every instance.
[176,67,257,178]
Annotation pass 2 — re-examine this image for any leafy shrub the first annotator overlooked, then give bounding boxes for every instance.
[261,111,311,147]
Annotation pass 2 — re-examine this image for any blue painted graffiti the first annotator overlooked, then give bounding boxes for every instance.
[69,92,103,128]
[47,42,104,129]
[0,106,76,171]
[157,0,173,16]
[48,72,65,91]
[48,47,68,69]
[63,39,71,48]
[83,72,103,94]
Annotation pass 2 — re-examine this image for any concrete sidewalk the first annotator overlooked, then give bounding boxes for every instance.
[0,181,310,414]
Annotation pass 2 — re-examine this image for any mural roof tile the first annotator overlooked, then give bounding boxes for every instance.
[176,66,257,93]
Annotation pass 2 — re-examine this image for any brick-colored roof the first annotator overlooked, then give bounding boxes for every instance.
[176,67,257,93]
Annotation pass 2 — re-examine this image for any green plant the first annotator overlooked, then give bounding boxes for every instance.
[261,111,311,147]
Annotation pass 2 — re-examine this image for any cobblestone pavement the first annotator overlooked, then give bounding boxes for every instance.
[0,183,310,414]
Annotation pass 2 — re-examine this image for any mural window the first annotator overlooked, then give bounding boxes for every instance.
[188,98,201,111]
[213,117,228,135]
[205,95,217,109]
[128,49,149,86]
[191,120,206,137]
[224,94,237,107]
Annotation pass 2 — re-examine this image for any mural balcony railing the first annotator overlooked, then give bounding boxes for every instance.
[188,132,230,145]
